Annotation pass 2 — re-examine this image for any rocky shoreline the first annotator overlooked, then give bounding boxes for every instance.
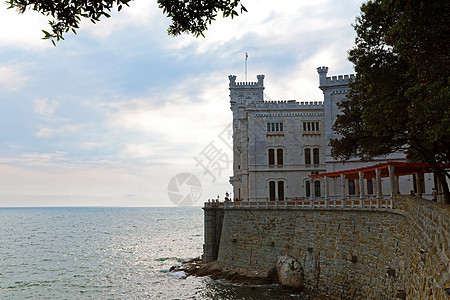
[170,256,325,299]
[170,258,269,285]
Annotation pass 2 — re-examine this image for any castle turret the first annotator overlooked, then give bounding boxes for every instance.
[228,75,237,87]
[317,66,355,91]
[228,75,265,106]
[228,75,266,201]
[256,74,265,87]
[317,66,329,87]
[316,67,355,171]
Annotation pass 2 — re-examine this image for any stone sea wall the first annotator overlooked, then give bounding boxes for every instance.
[212,196,449,299]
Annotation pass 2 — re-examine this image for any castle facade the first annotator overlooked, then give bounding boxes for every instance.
[229,67,416,201]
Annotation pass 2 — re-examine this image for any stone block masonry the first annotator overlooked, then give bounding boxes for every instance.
[205,196,449,299]
[202,207,224,263]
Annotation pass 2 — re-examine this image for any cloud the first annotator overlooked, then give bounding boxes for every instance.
[0,151,230,207]
[0,0,364,206]
[34,98,60,116]
[165,0,359,56]
[122,143,170,159]
[33,99,84,138]
[36,127,53,137]
[0,3,50,50]
[35,123,79,138]
[80,142,103,149]
[80,0,166,40]
[5,151,69,168]
[103,74,231,150]
[0,65,29,91]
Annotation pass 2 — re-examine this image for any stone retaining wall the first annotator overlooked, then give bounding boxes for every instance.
[213,196,449,299]
[202,208,224,263]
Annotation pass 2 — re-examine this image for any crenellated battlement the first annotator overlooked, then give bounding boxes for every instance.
[235,81,259,86]
[317,66,355,88]
[229,74,265,87]
[229,74,265,105]
[325,74,355,85]
[257,100,323,106]
[248,100,324,110]
[317,66,329,74]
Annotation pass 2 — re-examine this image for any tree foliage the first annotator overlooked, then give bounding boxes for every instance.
[331,0,450,203]
[6,0,247,45]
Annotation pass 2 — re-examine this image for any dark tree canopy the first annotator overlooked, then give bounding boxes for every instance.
[6,0,247,45]
[331,0,450,203]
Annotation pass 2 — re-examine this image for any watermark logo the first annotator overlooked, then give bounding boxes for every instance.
[193,141,232,183]
[167,173,202,206]
[167,122,235,205]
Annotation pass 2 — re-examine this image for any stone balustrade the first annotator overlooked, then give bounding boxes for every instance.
[204,197,393,209]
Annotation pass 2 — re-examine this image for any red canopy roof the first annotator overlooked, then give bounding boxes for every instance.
[310,161,449,180]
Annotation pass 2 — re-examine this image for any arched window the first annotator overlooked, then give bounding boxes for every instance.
[314,180,321,197]
[268,148,283,166]
[269,181,276,201]
[278,181,285,201]
[268,180,285,201]
[304,148,311,165]
[305,180,311,197]
[277,149,283,165]
[313,148,320,165]
[348,179,356,195]
[367,179,373,195]
[268,149,275,165]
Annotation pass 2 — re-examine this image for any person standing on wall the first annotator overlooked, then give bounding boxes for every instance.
[432,187,438,202]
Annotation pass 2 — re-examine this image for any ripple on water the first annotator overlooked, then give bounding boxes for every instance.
[0,207,311,299]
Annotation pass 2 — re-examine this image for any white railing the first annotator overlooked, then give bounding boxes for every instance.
[203,197,393,209]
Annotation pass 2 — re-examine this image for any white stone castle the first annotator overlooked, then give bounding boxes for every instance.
[228,67,435,202]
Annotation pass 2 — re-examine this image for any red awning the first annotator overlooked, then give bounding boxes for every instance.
[310,161,449,180]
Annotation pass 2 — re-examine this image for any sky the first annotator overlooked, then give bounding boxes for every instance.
[0,0,363,207]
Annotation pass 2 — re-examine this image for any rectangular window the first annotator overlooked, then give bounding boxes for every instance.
[314,181,321,197]
[303,122,307,131]
[349,179,356,195]
[277,149,283,165]
[267,123,284,132]
[313,148,320,165]
[307,122,311,131]
[367,179,373,195]
[269,181,276,201]
[304,148,311,165]
[278,181,284,201]
[311,122,315,131]
[305,181,310,197]
[316,122,319,131]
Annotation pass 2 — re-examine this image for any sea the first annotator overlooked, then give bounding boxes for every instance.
[0,207,311,299]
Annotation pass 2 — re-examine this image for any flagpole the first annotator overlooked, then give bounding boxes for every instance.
[245,52,248,82]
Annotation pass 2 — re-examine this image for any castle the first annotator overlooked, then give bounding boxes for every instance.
[199,68,450,299]
[228,67,434,202]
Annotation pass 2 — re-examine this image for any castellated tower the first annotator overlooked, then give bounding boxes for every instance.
[317,66,407,197]
[317,67,405,174]
[228,74,325,202]
[317,66,355,171]
[228,75,265,201]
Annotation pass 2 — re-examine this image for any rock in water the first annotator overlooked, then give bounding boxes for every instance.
[268,255,304,290]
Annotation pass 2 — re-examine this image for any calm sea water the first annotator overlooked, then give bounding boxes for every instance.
[0,207,310,299]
